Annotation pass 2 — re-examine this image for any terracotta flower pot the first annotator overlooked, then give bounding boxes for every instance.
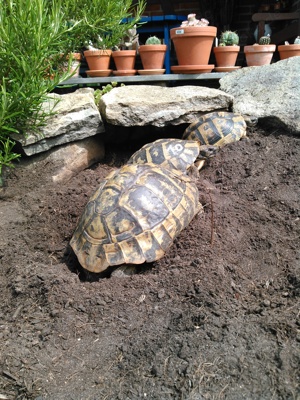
[139,44,167,69]
[278,44,300,60]
[53,52,82,78]
[84,49,112,70]
[112,50,136,70]
[170,26,217,66]
[70,52,81,76]
[213,46,240,67]
[72,52,81,61]
[244,45,276,66]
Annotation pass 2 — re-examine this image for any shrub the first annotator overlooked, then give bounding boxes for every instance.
[0,0,146,185]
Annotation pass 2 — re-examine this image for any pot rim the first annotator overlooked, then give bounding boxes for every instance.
[278,44,300,51]
[139,44,167,52]
[84,49,112,56]
[170,25,217,37]
[244,44,276,53]
[112,50,136,57]
[213,46,240,53]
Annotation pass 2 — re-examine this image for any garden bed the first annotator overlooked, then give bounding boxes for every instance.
[0,124,299,399]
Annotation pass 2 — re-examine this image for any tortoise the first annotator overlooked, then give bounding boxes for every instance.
[183,111,257,148]
[70,139,202,274]
[128,138,218,174]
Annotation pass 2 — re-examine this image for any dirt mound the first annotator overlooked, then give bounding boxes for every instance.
[0,126,299,400]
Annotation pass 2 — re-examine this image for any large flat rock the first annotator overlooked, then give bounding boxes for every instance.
[99,85,233,127]
[12,88,104,155]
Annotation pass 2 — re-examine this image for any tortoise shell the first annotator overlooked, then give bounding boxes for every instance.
[70,163,202,273]
[128,138,200,173]
[182,111,247,147]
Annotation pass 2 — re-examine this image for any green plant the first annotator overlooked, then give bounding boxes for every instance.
[219,31,239,46]
[0,138,20,187]
[0,0,79,180]
[294,36,300,44]
[145,36,162,45]
[259,34,271,45]
[94,82,125,106]
[61,0,146,50]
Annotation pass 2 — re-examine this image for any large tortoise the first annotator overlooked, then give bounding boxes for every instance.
[70,139,202,273]
[182,111,257,146]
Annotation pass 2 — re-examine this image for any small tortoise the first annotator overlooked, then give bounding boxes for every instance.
[70,139,202,274]
[128,138,218,174]
[183,111,257,147]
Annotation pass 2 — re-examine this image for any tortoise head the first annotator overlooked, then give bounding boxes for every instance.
[198,145,219,160]
[243,115,258,127]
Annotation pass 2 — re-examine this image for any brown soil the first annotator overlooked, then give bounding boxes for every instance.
[0,125,299,400]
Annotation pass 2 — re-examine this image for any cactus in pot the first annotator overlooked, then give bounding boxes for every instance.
[278,35,300,59]
[213,30,240,68]
[258,34,271,45]
[145,36,161,45]
[244,33,275,66]
[219,31,239,46]
[294,36,300,44]
[138,35,167,72]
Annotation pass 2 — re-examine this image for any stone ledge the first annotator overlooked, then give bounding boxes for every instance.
[58,73,227,88]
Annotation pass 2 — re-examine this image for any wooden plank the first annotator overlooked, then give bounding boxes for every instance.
[253,12,300,43]
[252,12,300,22]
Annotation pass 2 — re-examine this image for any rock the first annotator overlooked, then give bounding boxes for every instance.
[51,136,105,183]
[220,57,300,133]
[5,136,105,190]
[12,88,104,155]
[99,85,233,127]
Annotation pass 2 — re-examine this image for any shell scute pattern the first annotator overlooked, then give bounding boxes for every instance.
[183,111,247,147]
[128,138,200,173]
[105,208,138,238]
[70,161,202,273]
[125,185,169,228]
[95,186,120,215]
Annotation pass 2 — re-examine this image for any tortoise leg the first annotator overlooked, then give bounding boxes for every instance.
[194,159,206,171]
[110,264,138,277]
[195,145,220,171]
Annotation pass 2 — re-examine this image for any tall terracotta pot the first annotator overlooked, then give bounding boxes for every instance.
[213,46,240,67]
[84,49,112,70]
[56,52,81,77]
[139,44,167,70]
[70,52,81,76]
[244,45,276,66]
[170,26,217,73]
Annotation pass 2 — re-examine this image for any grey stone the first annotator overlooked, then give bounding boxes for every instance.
[51,136,105,183]
[99,85,233,127]
[12,88,104,155]
[220,57,300,133]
